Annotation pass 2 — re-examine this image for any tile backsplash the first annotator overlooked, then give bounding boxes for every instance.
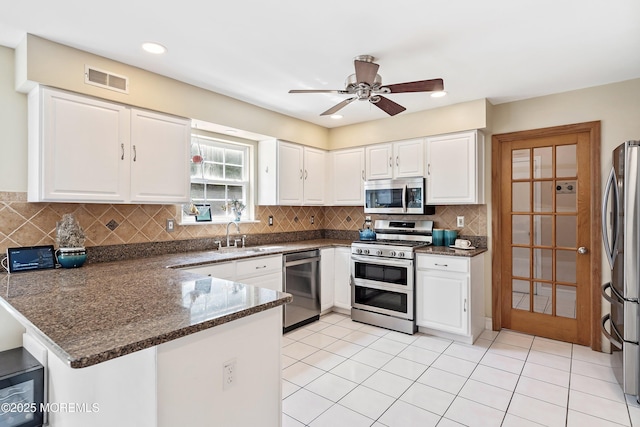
[0,192,487,253]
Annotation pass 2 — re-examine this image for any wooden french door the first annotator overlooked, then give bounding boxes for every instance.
[492,122,601,346]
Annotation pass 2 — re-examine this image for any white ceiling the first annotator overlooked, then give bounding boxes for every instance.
[1,0,639,129]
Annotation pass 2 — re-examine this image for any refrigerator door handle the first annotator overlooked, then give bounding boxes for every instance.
[602,313,623,350]
[602,166,618,269]
[602,282,616,305]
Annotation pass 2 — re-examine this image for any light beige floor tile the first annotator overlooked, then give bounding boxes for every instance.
[377,400,440,427]
[330,359,377,383]
[302,349,347,371]
[570,372,626,403]
[480,351,525,375]
[309,404,373,427]
[567,409,630,427]
[444,396,505,427]
[526,349,571,371]
[515,376,569,407]
[362,369,413,398]
[417,367,468,395]
[459,379,513,411]
[283,389,333,425]
[470,364,519,391]
[381,356,428,380]
[568,389,631,426]
[305,372,358,402]
[400,382,456,416]
[283,361,325,387]
[368,337,409,355]
[350,347,394,369]
[495,330,534,349]
[431,354,477,378]
[339,385,395,420]
[507,393,566,427]
[521,362,570,387]
[299,332,339,349]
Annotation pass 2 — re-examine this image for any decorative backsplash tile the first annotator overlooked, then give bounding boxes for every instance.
[0,192,487,254]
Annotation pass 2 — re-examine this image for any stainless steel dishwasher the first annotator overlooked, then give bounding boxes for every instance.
[283,250,321,332]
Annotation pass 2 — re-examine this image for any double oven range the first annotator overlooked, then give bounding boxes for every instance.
[351,220,433,334]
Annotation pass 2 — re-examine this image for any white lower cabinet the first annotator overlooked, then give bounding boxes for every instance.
[333,247,352,311]
[416,253,485,344]
[181,254,282,292]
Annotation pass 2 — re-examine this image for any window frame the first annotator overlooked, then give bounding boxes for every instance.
[180,133,255,225]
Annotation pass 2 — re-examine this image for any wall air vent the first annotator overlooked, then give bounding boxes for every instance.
[84,65,129,94]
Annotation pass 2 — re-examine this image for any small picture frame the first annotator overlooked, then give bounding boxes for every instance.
[194,204,212,222]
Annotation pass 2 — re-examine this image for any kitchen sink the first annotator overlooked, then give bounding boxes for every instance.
[216,245,285,254]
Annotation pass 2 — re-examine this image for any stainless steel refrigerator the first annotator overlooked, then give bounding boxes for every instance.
[602,140,640,400]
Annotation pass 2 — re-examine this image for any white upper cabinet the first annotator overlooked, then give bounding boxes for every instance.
[365,138,424,180]
[330,147,365,205]
[276,141,305,204]
[394,138,425,178]
[302,146,327,204]
[28,86,190,204]
[365,143,393,179]
[129,108,191,204]
[258,140,326,205]
[29,86,130,202]
[426,130,485,204]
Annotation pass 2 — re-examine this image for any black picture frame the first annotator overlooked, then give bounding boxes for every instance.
[194,204,212,222]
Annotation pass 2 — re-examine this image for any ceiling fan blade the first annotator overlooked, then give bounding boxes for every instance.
[354,60,380,85]
[289,89,349,94]
[384,78,444,93]
[321,97,357,116]
[371,96,406,116]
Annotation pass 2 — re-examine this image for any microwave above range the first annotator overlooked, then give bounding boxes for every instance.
[364,177,435,215]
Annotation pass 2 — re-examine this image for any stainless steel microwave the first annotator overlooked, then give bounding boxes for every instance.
[364,177,431,214]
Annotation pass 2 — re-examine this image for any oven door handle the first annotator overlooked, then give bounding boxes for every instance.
[351,254,413,268]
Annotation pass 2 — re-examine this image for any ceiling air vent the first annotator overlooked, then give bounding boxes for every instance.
[84,65,129,94]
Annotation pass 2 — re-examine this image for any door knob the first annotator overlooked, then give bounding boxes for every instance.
[577,247,588,254]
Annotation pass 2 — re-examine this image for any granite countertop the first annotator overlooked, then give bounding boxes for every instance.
[0,239,350,369]
[415,245,488,257]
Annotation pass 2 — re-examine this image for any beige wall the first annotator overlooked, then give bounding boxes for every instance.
[328,98,488,149]
[0,46,28,192]
[16,35,329,150]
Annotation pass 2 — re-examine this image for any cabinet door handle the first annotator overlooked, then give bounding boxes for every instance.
[389,157,393,167]
[255,265,267,269]
[396,156,399,166]
[299,169,303,179]
[427,164,431,176]
[304,170,308,180]
[434,263,448,267]
[121,143,125,160]
[361,170,365,180]
[464,298,467,312]
[133,145,137,162]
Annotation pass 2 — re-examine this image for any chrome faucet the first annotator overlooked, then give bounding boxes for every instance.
[226,221,240,247]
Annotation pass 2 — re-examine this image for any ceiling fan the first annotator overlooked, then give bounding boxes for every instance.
[289,55,444,117]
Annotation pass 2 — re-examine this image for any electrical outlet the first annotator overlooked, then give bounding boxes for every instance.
[456,216,464,228]
[310,215,314,224]
[223,358,236,391]
[268,215,273,226]
[166,219,175,232]
[365,216,371,221]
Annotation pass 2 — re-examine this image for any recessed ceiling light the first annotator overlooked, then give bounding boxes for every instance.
[330,114,343,119]
[142,42,167,54]
[225,129,238,134]
[430,91,447,98]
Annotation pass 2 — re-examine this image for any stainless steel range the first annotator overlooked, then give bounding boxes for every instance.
[351,220,433,334]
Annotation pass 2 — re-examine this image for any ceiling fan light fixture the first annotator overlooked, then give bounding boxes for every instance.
[430,91,447,98]
[142,42,167,54]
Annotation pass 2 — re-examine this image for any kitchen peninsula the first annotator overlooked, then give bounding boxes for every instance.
[0,250,293,427]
